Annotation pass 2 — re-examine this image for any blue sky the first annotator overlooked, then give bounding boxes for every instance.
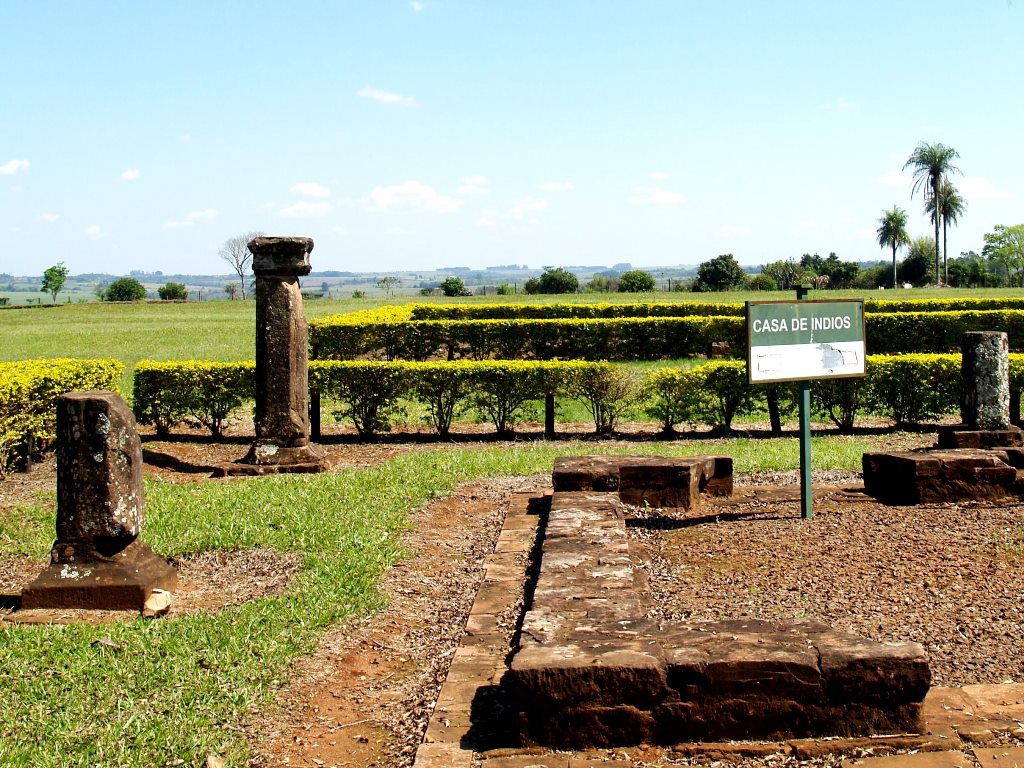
[2,1,1021,276]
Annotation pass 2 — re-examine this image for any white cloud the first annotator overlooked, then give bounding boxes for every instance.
[179,132,192,142]
[35,212,59,223]
[164,208,219,229]
[476,196,549,228]
[506,196,548,219]
[540,181,574,192]
[878,170,910,187]
[960,176,1011,201]
[120,169,141,181]
[357,87,417,107]
[410,1,429,10]
[0,159,29,175]
[648,171,671,181]
[457,176,490,196]
[629,186,687,206]
[369,181,462,213]
[85,224,104,238]
[187,208,218,222]
[291,181,331,198]
[332,225,347,234]
[280,200,333,218]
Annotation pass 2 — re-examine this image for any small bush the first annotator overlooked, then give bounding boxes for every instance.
[157,282,188,301]
[566,364,640,434]
[103,277,147,302]
[312,361,410,436]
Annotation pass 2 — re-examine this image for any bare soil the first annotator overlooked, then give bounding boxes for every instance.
[628,476,1024,688]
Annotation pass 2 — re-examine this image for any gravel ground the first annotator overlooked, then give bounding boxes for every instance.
[628,474,1024,687]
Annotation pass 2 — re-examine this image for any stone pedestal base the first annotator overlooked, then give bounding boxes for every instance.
[21,539,177,611]
[936,425,1024,449]
[862,450,1020,505]
[552,455,732,510]
[218,442,331,476]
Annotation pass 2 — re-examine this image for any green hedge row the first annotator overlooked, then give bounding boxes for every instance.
[309,316,747,361]
[310,310,1024,361]
[131,354,1024,439]
[0,358,124,474]
[407,297,1024,321]
[643,354,965,432]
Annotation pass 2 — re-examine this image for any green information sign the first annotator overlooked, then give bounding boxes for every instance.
[746,299,866,383]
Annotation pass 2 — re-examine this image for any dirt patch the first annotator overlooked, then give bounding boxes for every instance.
[246,475,548,768]
[1,546,300,622]
[628,482,1024,688]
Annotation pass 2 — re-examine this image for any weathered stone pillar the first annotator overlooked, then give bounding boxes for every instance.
[21,391,177,611]
[962,331,1010,430]
[937,330,1022,449]
[240,236,327,470]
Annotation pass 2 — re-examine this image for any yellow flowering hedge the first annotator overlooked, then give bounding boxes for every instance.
[128,352,1024,440]
[0,358,123,473]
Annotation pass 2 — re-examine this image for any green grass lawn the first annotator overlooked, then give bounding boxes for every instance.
[0,437,880,767]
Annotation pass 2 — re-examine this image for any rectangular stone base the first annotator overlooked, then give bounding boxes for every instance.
[862,450,1019,505]
[552,455,733,509]
[20,540,177,611]
[936,426,1024,450]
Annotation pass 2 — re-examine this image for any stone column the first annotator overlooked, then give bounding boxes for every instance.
[937,330,1021,449]
[962,331,1010,430]
[242,236,326,468]
[21,391,177,611]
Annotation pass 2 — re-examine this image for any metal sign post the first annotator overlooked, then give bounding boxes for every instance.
[795,287,812,519]
[746,290,866,521]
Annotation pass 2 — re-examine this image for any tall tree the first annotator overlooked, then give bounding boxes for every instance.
[40,262,69,303]
[219,231,264,299]
[903,142,960,285]
[876,207,912,289]
[925,180,966,285]
[982,224,1024,287]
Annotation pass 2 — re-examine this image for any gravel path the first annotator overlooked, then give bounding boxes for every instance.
[629,475,1024,687]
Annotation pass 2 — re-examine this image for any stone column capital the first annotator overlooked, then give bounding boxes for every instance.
[248,236,314,277]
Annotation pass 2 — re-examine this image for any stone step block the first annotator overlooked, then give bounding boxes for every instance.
[863,450,1018,504]
[552,455,733,509]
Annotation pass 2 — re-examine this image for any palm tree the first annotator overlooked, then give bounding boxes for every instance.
[903,142,960,285]
[925,179,966,285]
[876,206,911,289]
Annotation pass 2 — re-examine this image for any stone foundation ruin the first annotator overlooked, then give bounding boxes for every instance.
[865,331,1024,505]
[503,456,931,749]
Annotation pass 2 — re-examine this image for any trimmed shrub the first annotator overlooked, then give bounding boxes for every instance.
[0,358,124,474]
[408,361,476,436]
[133,361,255,437]
[311,361,410,436]
[466,361,554,435]
[866,310,1024,353]
[565,363,640,434]
[640,368,706,433]
[697,361,757,433]
[866,354,962,425]
[812,376,872,432]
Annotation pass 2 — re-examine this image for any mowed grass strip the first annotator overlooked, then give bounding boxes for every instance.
[0,436,877,766]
